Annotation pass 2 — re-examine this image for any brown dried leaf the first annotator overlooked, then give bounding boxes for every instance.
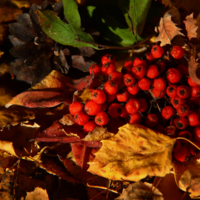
[154,12,184,46]
[115,182,164,200]
[25,187,49,200]
[188,55,200,85]
[88,124,176,182]
[184,13,198,40]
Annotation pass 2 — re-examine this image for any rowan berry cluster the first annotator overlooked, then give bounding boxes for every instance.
[69,44,200,163]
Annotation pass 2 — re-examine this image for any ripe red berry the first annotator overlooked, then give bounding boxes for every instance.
[173,117,188,129]
[91,89,106,104]
[123,73,135,86]
[170,46,185,59]
[176,85,190,99]
[116,89,129,102]
[156,60,166,73]
[152,88,165,99]
[138,78,151,91]
[153,77,166,90]
[131,65,146,79]
[104,80,118,95]
[146,52,155,63]
[95,112,109,126]
[173,146,190,162]
[69,101,83,115]
[170,96,186,109]
[173,140,181,152]
[188,144,199,155]
[89,64,101,77]
[121,61,133,74]
[176,104,190,117]
[188,76,199,86]
[83,121,96,133]
[146,65,160,79]
[166,68,181,84]
[164,125,176,136]
[151,45,164,58]
[129,112,142,124]
[101,54,115,65]
[120,106,129,118]
[133,57,147,68]
[161,106,175,120]
[191,86,200,97]
[108,71,123,85]
[101,62,116,76]
[188,112,200,126]
[108,103,122,118]
[166,85,177,98]
[84,100,101,116]
[127,82,140,95]
[74,111,89,126]
[137,98,148,112]
[193,126,200,142]
[125,99,140,114]
[145,113,158,127]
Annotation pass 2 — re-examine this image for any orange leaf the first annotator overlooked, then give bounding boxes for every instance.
[184,13,198,40]
[188,55,200,85]
[154,12,184,46]
[88,124,176,182]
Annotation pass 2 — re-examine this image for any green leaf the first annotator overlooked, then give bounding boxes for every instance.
[36,10,98,49]
[62,0,81,30]
[86,6,142,47]
[117,0,152,35]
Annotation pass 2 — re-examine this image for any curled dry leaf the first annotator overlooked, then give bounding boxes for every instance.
[154,12,184,46]
[88,124,176,182]
[25,187,49,200]
[188,55,200,85]
[115,181,164,200]
[184,13,198,40]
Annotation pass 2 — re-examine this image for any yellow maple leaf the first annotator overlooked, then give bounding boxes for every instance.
[154,12,184,46]
[88,124,176,182]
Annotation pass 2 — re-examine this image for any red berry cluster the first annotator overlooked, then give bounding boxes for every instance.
[70,45,200,162]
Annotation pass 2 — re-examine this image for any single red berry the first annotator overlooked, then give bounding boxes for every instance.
[137,98,148,112]
[188,144,199,155]
[138,78,151,91]
[173,146,190,162]
[153,77,166,90]
[145,113,158,127]
[108,103,122,118]
[101,54,115,65]
[74,111,89,126]
[95,112,109,126]
[129,112,142,124]
[84,100,101,116]
[166,85,177,98]
[164,125,176,136]
[191,86,200,97]
[188,112,200,126]
[133,57,147,68]
[170,96,186,109]
[151,45,164,58]
[188,76,199,86]
[193,126,200,142]
[177,85,190,99]
[101,62,116,76]
[120,106,129,118]
[146,52,155,63]
[156,60,166,73]
[104,80,118,95]
[161,106,175,120]
[177,131,192,144]
[173,117,188,130]
[177,65,188,76]
[89,64,101,77]
[116,89,129,102]
[107,94,115,102]
[176,104,190,117]
[152,88,165,99]
[125,99,140,114]
[127,82,140,95]
[123,73,135,86]
[108,71,123,85]
[173,140,181,152]
[91,89,106,104]
[83,121,96,133]
[131,65,146,79]
[69,101,83,115]
[121,61,133,74]
[146,65,160,79]
[166,68,181,84]
[170,46,185,59]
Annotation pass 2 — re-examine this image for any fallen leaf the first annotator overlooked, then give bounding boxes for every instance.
[154,12,184,46]
[25,187,49,200]
[195,13,200,40]
[188,55,200,85]
[115,181,164,200]
[59,114,75,126]
[184,13,198,40]
[88,124,176,182]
